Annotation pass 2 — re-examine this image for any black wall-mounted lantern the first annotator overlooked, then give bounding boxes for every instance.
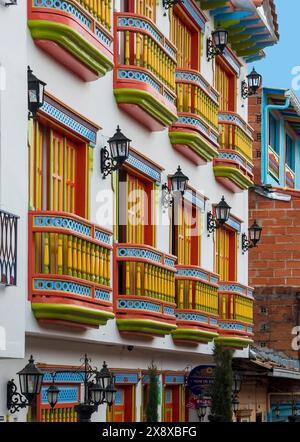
[7,356,44,413]
[241,67,262,99]
[100,126,131,178]
[5,0,17,6]
[196,397,207,422]
[207,26,228,61]
[207,196,231,234]
[242,220,262,253]
[162,166,189,208]
[27,66,46,120]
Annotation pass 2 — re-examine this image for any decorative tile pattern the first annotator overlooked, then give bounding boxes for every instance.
[118,69,161,92]
[219,322,246,331]
[219,283,246,295]
[34,279,91,296]
[94,289,111,302]
[126,152,161,183]
[163,89,176,104]
[41,386,79,405]
[117,247,161,263]
[218,151,253,174]
[177,115,218,144]
[219,112,253,139]
[42,372,84,383]
[164,306,175,315]
[114,373,139,384]
[210,275,219,285]
[41,100,97,146]
[176,267,209,281]
[165,375,185,385]
[247,326,253,333]
[95,26,113,48]
[33,215,91,236]
[94,229,112,245]
[164,257,176,268]
[175,311,208,323]
[118,299,161,313]
[34,0,92,29]
[176,71,218,103]
[210,318,218,326]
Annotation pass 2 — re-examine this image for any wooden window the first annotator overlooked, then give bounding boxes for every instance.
[215,226,236,281]
[29,121,88,218]
[172,199,201,266]
[269,113,279,153]
[170,9,201,70]
[118,169,155,246]
[215,60,236,112]
[286,134,295,171]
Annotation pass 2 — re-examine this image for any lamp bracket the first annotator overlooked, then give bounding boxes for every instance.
[207,211,217,235]
[161,184,173,209]
[7,379,29,414]
[100,147,119,179]
[207,38,221,61]
[242,233,253,254]
[241,80,250,99]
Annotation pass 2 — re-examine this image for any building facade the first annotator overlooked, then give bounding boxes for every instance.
[0,0,278,422]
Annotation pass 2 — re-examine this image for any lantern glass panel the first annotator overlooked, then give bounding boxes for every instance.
[47,384,60,408]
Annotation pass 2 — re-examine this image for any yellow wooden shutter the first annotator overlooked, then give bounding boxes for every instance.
[170,13,192,69]
[126,174,146,244]
[49,130,64,212]
[135,0,156,21]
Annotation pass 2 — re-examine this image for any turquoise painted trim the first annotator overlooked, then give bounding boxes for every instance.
[262,89,290,184]
[295,139,300,188]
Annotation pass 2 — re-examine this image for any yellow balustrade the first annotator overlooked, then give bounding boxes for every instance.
[219,119,253,161]
[118,15,177,93]
[30,212,112,287]
[78,0,111,30]
[176,279,218,315]
[176,75,219,131]
[219,293,253,323]
[41,407,77,422]
[119,261,175,304]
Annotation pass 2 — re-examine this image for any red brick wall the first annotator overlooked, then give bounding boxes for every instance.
[249,189,300,358]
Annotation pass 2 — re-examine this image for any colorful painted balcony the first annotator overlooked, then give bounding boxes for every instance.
[115,244,177,337]
[28,0,114,81]
[172,266,220,344]
[28,211,114,329]
[113,13,178,131]
[213,112,254,192]
[169,69,220,164]
[0,210,19,286]
[214,282,254,349]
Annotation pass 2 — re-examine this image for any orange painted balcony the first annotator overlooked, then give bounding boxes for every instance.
[115,244,177,337]
[28,0,114,81]
[215,281,254,349]
[214,111,254,192]
[29,211,114,329]
[172,265,220,344]
[169,69,220,164]
[113,13,178,131]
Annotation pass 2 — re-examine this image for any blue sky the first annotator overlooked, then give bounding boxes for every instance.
[250,0,300,96]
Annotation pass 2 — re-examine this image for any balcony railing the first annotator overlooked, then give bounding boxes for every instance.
[285,164,295,188]
[172,265,219,343]
[215,282,254,348]
[214,112,254,192]
[28,0,114,81]
[169,69,220,164]
[0,210,18,286]
[115,243,177,336]
[29,211,114,329]
[114,13,178,130]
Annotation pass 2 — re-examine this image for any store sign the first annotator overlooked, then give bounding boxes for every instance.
[187,365,215,396]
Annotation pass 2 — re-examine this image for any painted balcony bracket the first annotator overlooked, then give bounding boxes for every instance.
[172,265,220,344]
[113,13,178,131]
[213,111,254,192]
[28,0,114,81]
[115,244,177,337]
[29,211,114,329]
[214,281,254,349]
[169,69,220,165]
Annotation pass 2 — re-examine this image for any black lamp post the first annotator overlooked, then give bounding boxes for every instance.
[162,166,189,208]
[27,66,46,120]
[232,373,242,396]
[7,354,116,422]
[232,395,240,417]
[242,67,262,99]
[196,397,208,422]
[5,0,17,6]
[7,356,44,413]
[242,220,263,253]
[162,0,184,10]
[100,126,131,178]
[275,404,280,420]
[207,196,231,234]
[207,26,228,61]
